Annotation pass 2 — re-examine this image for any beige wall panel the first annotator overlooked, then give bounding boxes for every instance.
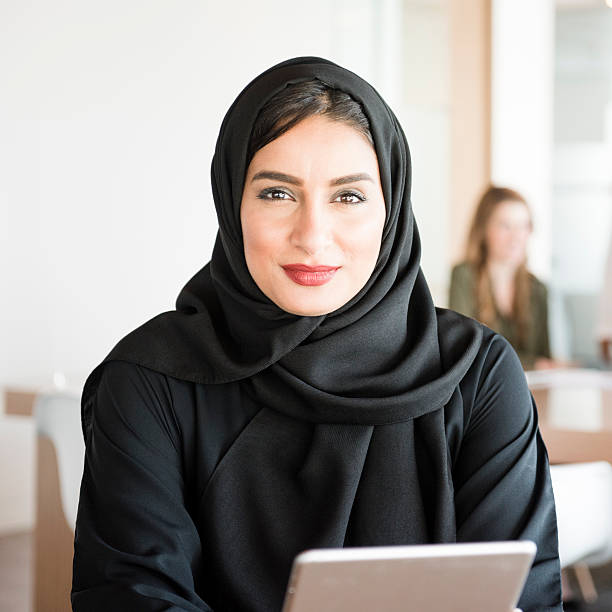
[449,0,491,265]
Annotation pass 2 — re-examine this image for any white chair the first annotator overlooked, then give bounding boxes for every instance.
[550,461,612,601]
[34,391,84,612]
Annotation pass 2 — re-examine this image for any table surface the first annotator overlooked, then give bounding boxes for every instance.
[526,368,612,464]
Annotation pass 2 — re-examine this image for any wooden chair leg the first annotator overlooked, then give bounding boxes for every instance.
[35,435,74,612]
[573,563,598,603]
[561,568,574,602]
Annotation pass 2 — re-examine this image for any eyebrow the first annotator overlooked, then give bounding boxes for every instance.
[251,171,302,185]
[251,171,374,186]
[331,173,374,186]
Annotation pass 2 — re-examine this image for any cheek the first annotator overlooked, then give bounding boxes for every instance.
[506,229,528,247]
[242,212,285,267]
[486,227,504,249]
[343,209,385,263]
[517,228,531,244]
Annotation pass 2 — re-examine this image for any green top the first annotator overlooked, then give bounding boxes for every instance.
[449,262,551,370]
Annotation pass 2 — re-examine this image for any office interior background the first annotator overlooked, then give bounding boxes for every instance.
[2,0,612,610]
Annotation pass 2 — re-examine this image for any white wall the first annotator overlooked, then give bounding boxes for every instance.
[550,5,612,362]
[553,6,612,295]
[491,0,555,280]
[401,1,451,304]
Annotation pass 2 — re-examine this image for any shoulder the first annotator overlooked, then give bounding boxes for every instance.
[470,328,527,397]
[458,324,532,438]
[438,309,529,424]
[97,360,171,402]
[86,361,184,454]
[451,261,476,283]
[438,307,522,376]
[85,361,220,474]
[528,272,548,298]
[83,360,259,465]
[438,308,519,376]
[94,360,175,421]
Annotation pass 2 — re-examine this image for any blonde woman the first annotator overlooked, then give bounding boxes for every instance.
[449,185,553,370]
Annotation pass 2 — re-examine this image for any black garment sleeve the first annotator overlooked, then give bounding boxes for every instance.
[72,361,213,612]
[453,335,562,612]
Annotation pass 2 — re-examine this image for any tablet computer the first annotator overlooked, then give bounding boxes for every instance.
[281,541,536,612]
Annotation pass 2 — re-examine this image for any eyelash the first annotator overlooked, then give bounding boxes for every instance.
[256,187,367,205]
[257,188,294,201]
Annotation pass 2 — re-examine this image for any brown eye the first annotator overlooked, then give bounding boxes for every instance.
[333,190,366,205]
[257,188,294,201]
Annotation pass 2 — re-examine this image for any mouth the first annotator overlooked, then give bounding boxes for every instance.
[281,264,341,287]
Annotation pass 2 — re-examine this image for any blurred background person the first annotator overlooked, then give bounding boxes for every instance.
[449,185,554,371]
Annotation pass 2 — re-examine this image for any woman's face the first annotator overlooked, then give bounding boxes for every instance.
[485,200,532,266]
[240,115,386,316]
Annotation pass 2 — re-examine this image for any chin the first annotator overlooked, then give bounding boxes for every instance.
[508,254,527,266]
[274,294,347,317]
[279,302,339,317]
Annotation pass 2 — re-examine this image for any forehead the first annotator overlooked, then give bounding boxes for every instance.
[490,200,530,221]
[246,115,379,178]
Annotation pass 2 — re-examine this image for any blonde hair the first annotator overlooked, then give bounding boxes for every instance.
[465,185,533,344]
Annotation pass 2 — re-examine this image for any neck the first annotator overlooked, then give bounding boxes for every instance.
[486,259,520,281]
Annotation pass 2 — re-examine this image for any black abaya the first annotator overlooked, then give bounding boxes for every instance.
[72,57,562,611]
[72,325,561,611]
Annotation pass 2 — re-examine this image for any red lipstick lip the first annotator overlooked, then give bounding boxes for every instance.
[282,264,341,272]
[281,264,341,286]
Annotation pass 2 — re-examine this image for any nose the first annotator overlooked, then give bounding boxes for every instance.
[290,198,333,257]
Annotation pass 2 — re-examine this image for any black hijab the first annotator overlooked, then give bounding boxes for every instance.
[81,57,485,611]
[82,56,481,430]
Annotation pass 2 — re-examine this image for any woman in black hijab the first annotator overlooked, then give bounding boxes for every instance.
[72,57,562,612]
